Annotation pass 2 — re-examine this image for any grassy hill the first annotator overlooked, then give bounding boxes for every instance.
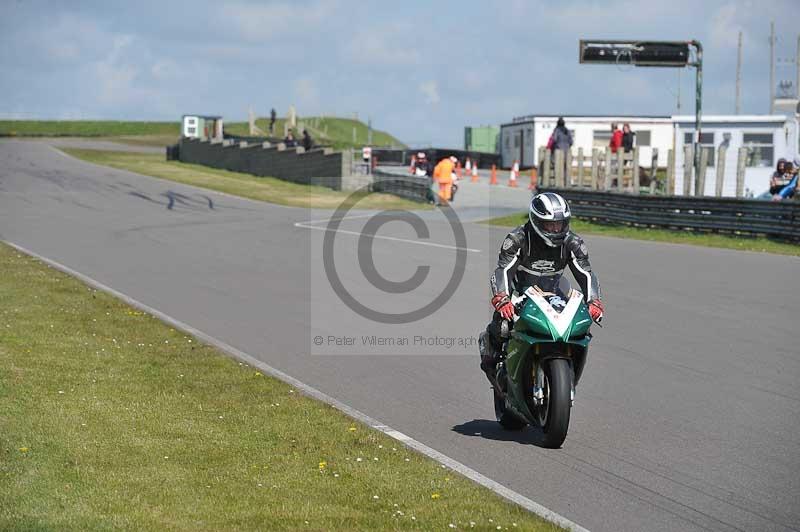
[0,117,405,150]
[226,116,405,150]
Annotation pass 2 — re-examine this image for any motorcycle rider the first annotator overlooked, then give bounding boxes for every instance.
[479,192,604,383]
[414,152,432,177]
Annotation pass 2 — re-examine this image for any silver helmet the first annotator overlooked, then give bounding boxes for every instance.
[529,192,571,247]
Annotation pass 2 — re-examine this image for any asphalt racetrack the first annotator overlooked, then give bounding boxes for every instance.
[2,139,798,532]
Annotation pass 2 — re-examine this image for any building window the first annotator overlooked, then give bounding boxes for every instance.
[187,127,196,135]
[636,130,651,147]
[743,133,774,167]
[592,130,611,150]
[526,128,533,146]
[683,132,715,167]
[514,133,520,148]
[504,134,510,149]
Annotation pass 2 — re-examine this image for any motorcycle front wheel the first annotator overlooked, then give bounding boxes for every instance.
[536,358,572,448]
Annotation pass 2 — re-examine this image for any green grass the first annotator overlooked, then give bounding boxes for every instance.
[0,243,560,531]
[62,148,426,211]
[226,116,405,150]
[481,212,800,256]
[0,120,179,137]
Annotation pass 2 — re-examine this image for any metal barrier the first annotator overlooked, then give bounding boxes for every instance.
[372,170,431,202]
[546,188,800,241]
[369,148,500,169]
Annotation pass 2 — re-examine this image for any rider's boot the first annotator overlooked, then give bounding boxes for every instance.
[478,330,499,385]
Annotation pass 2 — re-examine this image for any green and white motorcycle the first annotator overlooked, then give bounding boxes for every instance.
[491,284,594,448]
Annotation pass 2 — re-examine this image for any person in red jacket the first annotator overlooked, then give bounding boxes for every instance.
[609,123,623,154]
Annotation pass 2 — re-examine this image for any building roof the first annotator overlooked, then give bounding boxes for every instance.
[671,114,788,125]
[503,114,672,127]
[182,114,223,120]
[501,114,791,128]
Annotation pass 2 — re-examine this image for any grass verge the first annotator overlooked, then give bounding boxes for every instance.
[0,243,559,531]
[0,118,404,150]
[481,212,800,257]
[62,148,427,211]
[0,120,179,137]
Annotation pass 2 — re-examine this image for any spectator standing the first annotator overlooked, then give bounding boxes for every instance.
[270,108,277,134]
[551,117,573,153]
[302,129,313,151]
[550,117,573,176]
[622,123,635,153]
[609,123,623,154]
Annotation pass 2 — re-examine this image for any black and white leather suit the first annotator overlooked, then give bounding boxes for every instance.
[485,223,601,349]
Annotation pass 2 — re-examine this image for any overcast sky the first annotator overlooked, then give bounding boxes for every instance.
[1,0,798,146]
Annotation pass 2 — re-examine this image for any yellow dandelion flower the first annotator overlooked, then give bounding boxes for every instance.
[348,426,357,432]
[318,461,327,470]
[18,447,29,453]
[431,493,440,500]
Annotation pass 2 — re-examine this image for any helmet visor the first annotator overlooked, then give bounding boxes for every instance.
[540,220,567,233]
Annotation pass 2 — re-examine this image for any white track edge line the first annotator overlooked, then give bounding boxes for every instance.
[3,239,588,532]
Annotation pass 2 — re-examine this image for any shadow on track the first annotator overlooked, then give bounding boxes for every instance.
[452,419,555,448]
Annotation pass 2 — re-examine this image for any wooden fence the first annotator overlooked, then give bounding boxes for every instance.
[537,146,750,198]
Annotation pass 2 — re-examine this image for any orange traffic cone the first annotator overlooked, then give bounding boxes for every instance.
[528,167,538,190]
[508,160,519,187]
[490,164,498,185]
[471,163,479,182]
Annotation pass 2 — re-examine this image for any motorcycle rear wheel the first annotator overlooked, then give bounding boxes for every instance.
[538,359,572,448]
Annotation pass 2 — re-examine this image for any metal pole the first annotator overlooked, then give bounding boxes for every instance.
[691,40,703,184]
[769,22,775,114]
[796,34,800,98]
[735,31,742,114]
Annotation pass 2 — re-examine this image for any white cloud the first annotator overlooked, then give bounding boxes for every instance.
[294,77,320,110]
[343,25,421,66]
[708,2,749,50]
[419,80,440,105]
[222,1,333,42]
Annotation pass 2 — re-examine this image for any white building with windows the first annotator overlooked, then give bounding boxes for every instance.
[500,115,675,169]
[182,114,223,140]
[672,114,797,197]
[499,110,799,196]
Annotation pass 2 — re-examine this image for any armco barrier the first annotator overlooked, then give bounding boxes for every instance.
[546,187,800,242]
[372,148,500,169]
[177,137,368,191]
[372,170,430,202]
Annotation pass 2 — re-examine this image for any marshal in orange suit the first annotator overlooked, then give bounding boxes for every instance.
[433,156,456,202]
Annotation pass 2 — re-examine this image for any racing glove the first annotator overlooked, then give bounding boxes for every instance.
[588,299,604,322]
[491,293,515,321]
